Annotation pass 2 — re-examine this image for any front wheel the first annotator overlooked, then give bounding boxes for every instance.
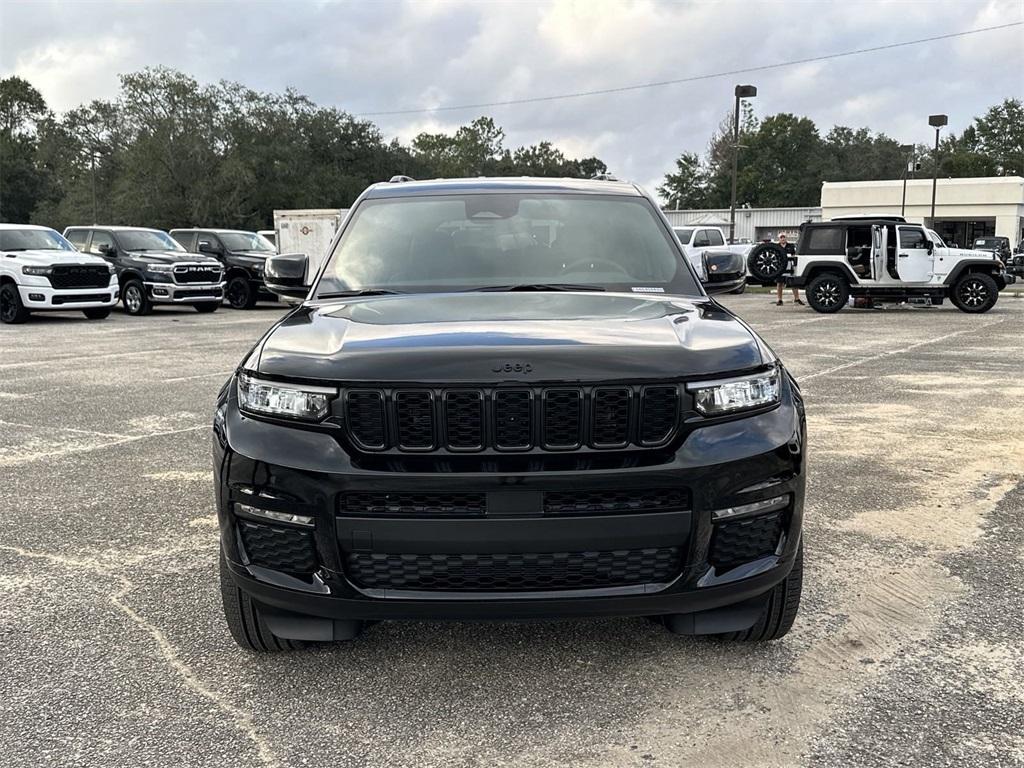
[718,543,803,642]
[226,275,258,309]
[83,307,111,320]
[219,552,306,652]
[806,273,849,313]
[193,301,220,313]
[0,283,30,324]
[122,279,152,316]
[950,272,998,314]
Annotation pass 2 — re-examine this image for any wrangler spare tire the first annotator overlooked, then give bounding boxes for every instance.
[746,243,788,283]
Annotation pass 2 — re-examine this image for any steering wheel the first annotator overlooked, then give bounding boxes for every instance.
[560,258,632,278]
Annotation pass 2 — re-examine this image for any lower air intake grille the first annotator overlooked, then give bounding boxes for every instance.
[346,548,681,592]
[544,488,688,515]
[341,492,487,517]
[709,511,784,571]
[239,520,317,573]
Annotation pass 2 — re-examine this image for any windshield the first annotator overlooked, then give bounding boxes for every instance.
[220,232,275,252]
[116,230,185,252]
[927,230,947,247]
[672,228,694,242]
[0,228,75,252]
[315,193,699,297]
[974,238,998,247]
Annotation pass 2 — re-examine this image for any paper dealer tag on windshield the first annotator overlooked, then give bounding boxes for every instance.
[631,287,665,293]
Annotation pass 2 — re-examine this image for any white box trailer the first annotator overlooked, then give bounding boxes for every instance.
[273,209,349,282]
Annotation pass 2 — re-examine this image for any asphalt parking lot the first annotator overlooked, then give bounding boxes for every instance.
[1,294,1023,768]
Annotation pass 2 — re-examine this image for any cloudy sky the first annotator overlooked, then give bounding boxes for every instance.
[1,0,1021,192]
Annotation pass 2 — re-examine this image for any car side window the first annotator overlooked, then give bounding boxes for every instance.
[89,230,114,255]
[693,230,711,247]
[706,229,725,246]
[898,227,928,249]
[65,229,88,251]
[174,231,196,251]
[803,227,844,254]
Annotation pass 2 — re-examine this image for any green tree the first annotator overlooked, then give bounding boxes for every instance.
[0,76,50,222]
[657,151,709,209]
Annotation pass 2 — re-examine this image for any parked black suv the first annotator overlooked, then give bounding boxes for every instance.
[170,228,276,309]
[214,178,806,651]
[63,226,224,315]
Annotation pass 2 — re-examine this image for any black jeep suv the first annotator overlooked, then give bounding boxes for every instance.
[64,226,224,315]
[170,228,276,309]
[214,178,806,651]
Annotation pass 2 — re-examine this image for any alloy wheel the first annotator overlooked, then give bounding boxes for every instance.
[814,280,840,307]
[125,285,142,313]
[757,252,780,274]
[959,278,988,307]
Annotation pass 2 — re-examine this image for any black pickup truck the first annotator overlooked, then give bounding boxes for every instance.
[170,228,276,309]
[213,177,806,651]
[63,226,224,315]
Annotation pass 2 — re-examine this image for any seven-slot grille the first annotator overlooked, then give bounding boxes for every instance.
[341,384,680,453]
[48,264,111,289]
[173,264,223,284]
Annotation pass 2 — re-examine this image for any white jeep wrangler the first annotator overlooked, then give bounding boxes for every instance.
[747,215,1012,314]
[0,224,118,324]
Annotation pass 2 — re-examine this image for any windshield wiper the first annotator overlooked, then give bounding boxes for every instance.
[469,283,605,293]
[317,289,405,298]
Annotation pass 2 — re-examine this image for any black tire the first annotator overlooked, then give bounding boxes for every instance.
[806,272,849,313]
[83,307,111,320]
[194,301,220,313]
[718,543,803,642]
[950,272,998,314]
[122,279,152,316]
[729,282,747,295]
[226,275,258,309]
[219,552,306,652]
[0,283,30,324]
[746,243,788,283]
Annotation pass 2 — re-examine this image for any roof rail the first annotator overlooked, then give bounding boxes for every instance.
[388,175,416,183]
[591,172,619,182]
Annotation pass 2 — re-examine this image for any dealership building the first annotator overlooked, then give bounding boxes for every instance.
[666,175,1024,247]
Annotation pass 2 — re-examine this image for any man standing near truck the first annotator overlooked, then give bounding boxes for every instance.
[774,233,803,306]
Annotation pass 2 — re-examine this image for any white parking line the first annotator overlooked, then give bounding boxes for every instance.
[798,319,1006,382]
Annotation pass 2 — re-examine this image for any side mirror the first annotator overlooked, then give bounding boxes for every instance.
[926,241,934,254]
[700,251,747,296]
[265,253,310,299]
[97,243,115,256]
[198,240,221,255]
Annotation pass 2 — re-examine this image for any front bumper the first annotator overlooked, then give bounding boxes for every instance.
[214,375,806,627]
[145,280,225,303]
[17,280,118,310]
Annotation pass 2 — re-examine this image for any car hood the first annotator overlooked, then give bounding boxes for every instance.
[252,292,770,383]
[235,250,271,259]
[4,250,109,266]
[126,250,221,265]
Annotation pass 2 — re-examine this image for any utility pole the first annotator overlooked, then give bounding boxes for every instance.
[899,144,913,217]
[90,151,97,224]
[729,84,757,244]
[928,114,948,225]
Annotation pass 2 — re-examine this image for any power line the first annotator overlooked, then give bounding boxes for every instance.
[357,22,1022,117]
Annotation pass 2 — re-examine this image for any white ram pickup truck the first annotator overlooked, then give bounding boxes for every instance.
[672,226,751,266]
[0,224,118,324]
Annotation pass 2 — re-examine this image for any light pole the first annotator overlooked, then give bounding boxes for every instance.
[928,114,948,225]
[899,144,914,217]
[729,84,757,244]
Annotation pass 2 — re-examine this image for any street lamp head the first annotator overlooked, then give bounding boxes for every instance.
[928,114,948,128]
[735,84,757,98]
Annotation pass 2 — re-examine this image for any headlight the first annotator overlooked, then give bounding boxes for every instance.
[688,366,781,416]
[22,265,53,276]
[146,264,174,273]
[237,372,337,421]
[107,263,116,274]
